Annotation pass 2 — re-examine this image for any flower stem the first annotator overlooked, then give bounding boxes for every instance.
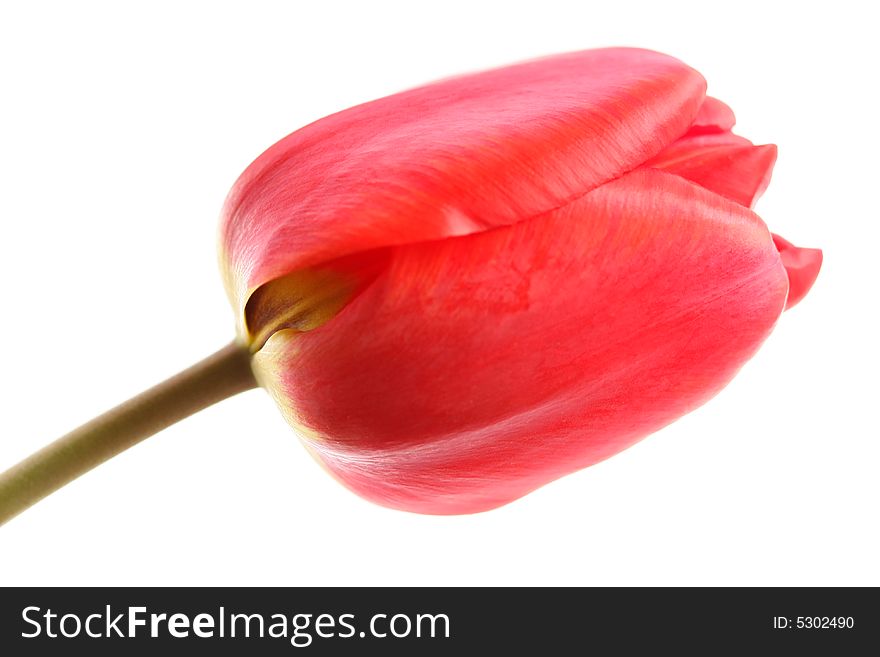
[0,341,257,526]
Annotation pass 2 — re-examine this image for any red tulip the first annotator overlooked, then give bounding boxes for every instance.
[0,48,823,526]
[219,48,821,514]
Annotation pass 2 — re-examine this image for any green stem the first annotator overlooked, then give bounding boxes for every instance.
[0,341,257,526]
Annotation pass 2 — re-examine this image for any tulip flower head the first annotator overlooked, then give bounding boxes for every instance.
[219,48,821,514]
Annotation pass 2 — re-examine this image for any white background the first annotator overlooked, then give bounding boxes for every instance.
[0,0,876,586]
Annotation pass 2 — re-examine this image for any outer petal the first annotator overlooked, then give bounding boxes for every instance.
[220,48,707,330]
[649,138,778,207]
[772,234,823,309]
[253,169,789,514]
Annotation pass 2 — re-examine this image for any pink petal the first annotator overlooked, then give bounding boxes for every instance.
[661,144,776,207]
[253,168,788,514]
[686,96,736,135]
[645,131,754,168]
[772,234,823,309]
[650,141,778,208]
[220,49,707,331]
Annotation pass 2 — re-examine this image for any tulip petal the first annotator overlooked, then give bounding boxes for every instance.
[687,96,736,135]
[253,168,788,514]
[772,234,823,309]
[647,133,777,208]
[645,131,753,168]
[221,48,707,333]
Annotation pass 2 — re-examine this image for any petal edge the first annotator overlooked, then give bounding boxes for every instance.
[773,234,823,309]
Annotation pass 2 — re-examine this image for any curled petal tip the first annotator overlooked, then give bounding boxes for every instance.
[687,96,736,135]
[772,234,823,309]
[649,138,777,208]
